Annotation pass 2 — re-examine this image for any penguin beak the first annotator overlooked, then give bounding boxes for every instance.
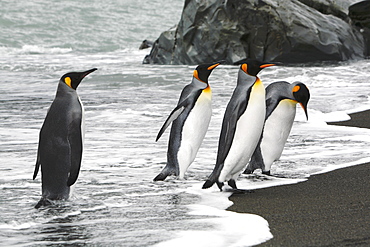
[81,68,98,79]
[207,60,225,70]
[300,102,309,120]
[259,64,275,69]
[74,68,97,89]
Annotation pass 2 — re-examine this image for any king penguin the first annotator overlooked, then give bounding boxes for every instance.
[202,59,275,191]
[33,68,97,208]
[154,61,223,181]
[244,81,310,175]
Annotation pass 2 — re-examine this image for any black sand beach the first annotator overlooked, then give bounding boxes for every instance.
[228,110,370,246]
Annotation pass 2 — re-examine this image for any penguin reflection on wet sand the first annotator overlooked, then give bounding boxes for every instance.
[244,81,310,175]
[202,60,275,191]
[154,61,223,181]
[33,68,97,208]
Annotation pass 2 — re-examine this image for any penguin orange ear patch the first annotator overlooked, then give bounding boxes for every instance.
[293,85,300,92]
[241,64,248,73]
[193,70,200,81]
[65,77,72,88]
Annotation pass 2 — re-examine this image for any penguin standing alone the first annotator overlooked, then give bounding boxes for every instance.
[154,61,223,181]
[244,81,310,175]
[203,60,275,191]
[33,68,97,208]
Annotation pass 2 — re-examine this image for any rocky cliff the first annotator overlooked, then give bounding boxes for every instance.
[349,0,370,57]
[143,0,368,65]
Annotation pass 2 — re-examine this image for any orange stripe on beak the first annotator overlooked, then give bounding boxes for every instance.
[207,63,220,70]
[260,63,275,68]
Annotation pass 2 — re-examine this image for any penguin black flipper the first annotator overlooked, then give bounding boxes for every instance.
[154,94,201,181]
[156,104,186,142]
[265,93,281,120]
[33,162,40,180]
[33,146,41,180]
[218,90,251,161]
[156,81,199,142]
[202,89,250,189]
[66,112,83,186]
[33,123,48,180]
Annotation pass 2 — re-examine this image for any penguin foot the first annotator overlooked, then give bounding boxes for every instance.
[35,197,53,209]
[243,169,253,174]
[262,170,271,176]
[222,180,254,194]
[154,165,179,181]
[153,172,169,181]
[227,179,237,189]
[202,179,216,189]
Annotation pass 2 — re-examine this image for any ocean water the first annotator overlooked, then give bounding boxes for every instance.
[1,1,370,246]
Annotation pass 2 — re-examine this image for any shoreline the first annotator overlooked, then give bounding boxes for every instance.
[327,109,370,129]
[227,110,370,246]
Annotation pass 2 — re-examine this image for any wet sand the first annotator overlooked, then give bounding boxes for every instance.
[228,110,370,246]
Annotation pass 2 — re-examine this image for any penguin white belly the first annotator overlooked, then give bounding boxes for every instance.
[219,82,266,182]
[260,99,296,171]
[177,90,212,178]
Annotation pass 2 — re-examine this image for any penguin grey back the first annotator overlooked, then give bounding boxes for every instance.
[33,68,97,208]
[203,60,275,190]
[154,61,223,181]
[245,81,310,175]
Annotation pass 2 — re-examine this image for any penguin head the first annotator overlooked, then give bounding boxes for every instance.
[193,61,224,83]
[291,82,310,120]
[236,59,275,76]
[60,68,97,90]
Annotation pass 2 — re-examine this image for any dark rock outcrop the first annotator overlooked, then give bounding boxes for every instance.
[349,0,370,57]
[143,0,366,65]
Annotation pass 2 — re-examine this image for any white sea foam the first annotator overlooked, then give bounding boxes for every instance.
[155,183,273,247]
[155,210,272,247]
[21,45,73,54]
[0,45,72,55]
[322,111,351,122]
[0,222,38,230]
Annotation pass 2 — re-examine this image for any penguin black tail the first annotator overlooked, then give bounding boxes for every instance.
[153,165,178,181]
[243,146,264,174]
[34,197,52,209]
[243,168,253,174]
[243,160,263,174]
